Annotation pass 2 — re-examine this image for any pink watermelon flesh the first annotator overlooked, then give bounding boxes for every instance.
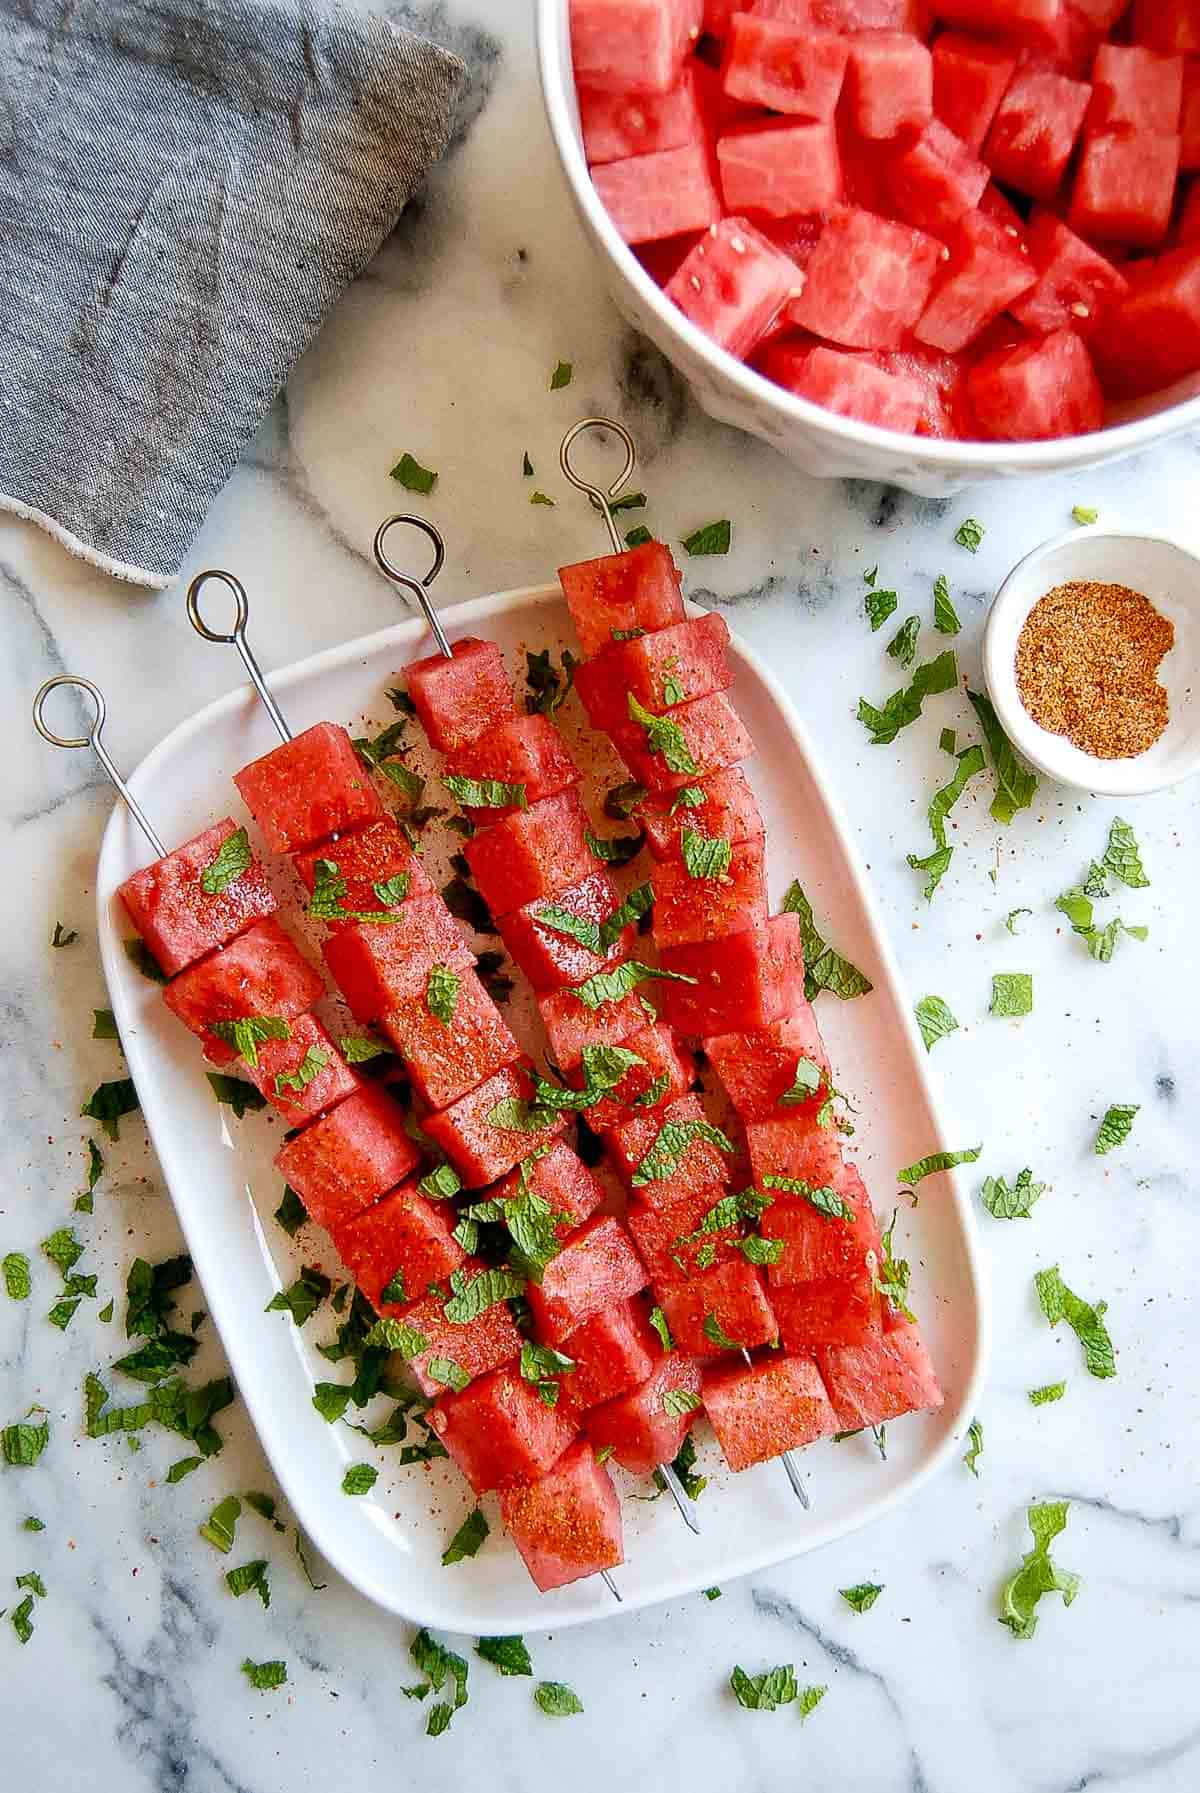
[626,1180,741,1278]
[526,1215,649,1344]
[580,66,705,165]
[573,611,733,733]
[1181,62,1200,169]
[592,141,723,243]
[651,833,768,949]
[1089,243,1200,396]
[1088,44,1183,133]
[233,721,383,856]
[1009,211,1129,335]
[703,1005,831,1120]
[446,714,579,821]
[379,966,519,1111]
[538,985,647,1072]
[915,209,1037,353]
[570,0,703,96]
[321,900,474,1021]
[665,218,804,358]
[427,1365,576,1492]
[747,1107,846,1196]
[498,869,632,992]
[500,1439,624,1591]
[423,1062,566,1188]
[984,65,1092,201]
[844,30,933,141]
[932,0,1065,48]
[1070,131,1181,248]
[246,1013,361,1127]
[658,1257,779,1356]
[566,1021,694,1131]
[817,1321,943,1429]
[405,638,516,754]
[888,118,989,234]
[558,1297,661,1417]
[275,1084,420,1232]
[771,1269,881,1353]
[931,32,1017,154]
[330,1181,467,1315]
[612,690,755,792]
[118,817,277,979]
[1132,0,1200,56]
[789,207,943,349]
[162,916,324,1062]
[760,1161,883,1287]
[496,1140,606,1234]
[604,1093,732,1205]
[658,910,805,1036]
[722,16,850,120]
[463,789,594,918]
[703,1354,838,1470]
[558,541,686,658]
[640,765,763,861]
[761,341,927,433]
[402,1283,524,1399]
[716,120,842,217]
[293,819,433,925]
[967,327,1104,439]
[584,1351,704,1472]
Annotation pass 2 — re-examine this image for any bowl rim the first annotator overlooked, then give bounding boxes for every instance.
[981,522,1200,797]
[534,0,1200,470]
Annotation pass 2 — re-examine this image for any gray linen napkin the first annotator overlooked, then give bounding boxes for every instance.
[0,0,465,587]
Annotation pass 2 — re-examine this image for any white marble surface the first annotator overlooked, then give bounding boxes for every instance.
[4,4,1200,1788]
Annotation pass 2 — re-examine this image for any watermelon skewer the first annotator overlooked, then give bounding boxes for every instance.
[184,564,638,1598]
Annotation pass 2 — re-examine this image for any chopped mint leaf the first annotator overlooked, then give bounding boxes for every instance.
[2,1414,48,1466]
[915,995,959,1053]
[519,1341,575,1405]
[963,1418,984,1477]
[242,1658,287,1690]
[762,1173,852,1220]
[3,1253,31,1300]
[991,973,1033,1017]
[572,959,696,1011]
[939,727,957,754]
[92,1007,119,1041]
[341,1463,378,1497]
[887,614,920,666]
[51,922,78,947]
[425,964,460,1026]
[530,490,555,506]
[966,689,1038,825]
[669,785,705,815]
[208,1013,290,1069]
[865,586,898,631]
[858,650,956,745]
[632,1117,733,1187]
[648,1305,673,1352]
[779,1056,823,1104]
[1029,1382,1066,1406]
[442,1264,526,1326]
[311,1382,351,1424]
[898,1145,982,1186]
[736,1234,784,1266]
[610,490,647,513]
[84,1138,104,1197]
[476,1635,532,1676]
[840,1583,883,1613]
[1072,505,1099,525]
[442,1505,489,1565]
[11,1594,35,1643]
[522,451,533,477]
[379,1268,407,1306]
[362,1318,428,1357]
[1094,1103,1138,1155]
[1006,908,1032,934]
[81,1077,140,1141]
[266,1266,331,1328]
[680,829,732,880]
[681,519,731,556]
[908,744,986,900]
[273,1186,308,1239]
[604,780,648,821]
[797,1685,827,1720]
[702,1311,742,1350]
[390,452,437,494]
[874,1207,914,1322]
[781,879,873,1003]
[15,1570,46,1598]
[661,1388,702,1418]
[124,937,167,982]
[426,1703,454,1736]
[200,1495,242,1553]
[598,881,653,949]
[550,359,573,390]
[225,1559,270,1606]
[308,857,408,925]
[730,1663,798,1711]
[625,525,653,548]
[200,827,252,895]
[1035,1266,1115,1378]
[41,1228,83,1276]
[535,1681,584,1717]
[205,1074,266,1117]
[98,1299,114,1322]
[1102,817,1149,889]
[166,1455,202,1483]
[981,1168,1046,1219]
[704,1586,722,1601]
[426,1357,470,1393]
[524,648,578,718]
[999,1501,1079,1639]
[444,773,528,812]
[627,691,699,776]
[955,519,984,553]
[585,828,644,867]
[933,574,961,635]
[22,1516,45,1531]
[419,1163,462,1201]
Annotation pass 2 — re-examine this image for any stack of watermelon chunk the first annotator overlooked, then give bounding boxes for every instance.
[571,0,1200,437]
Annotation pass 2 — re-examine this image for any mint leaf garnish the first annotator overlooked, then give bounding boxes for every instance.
[933,574,961,634]
[208,1014,290,1069]
[898,1145,981,1186]
[1094,1103,1137,1155]
[1035,1266,1115,1377]
[981,1168,1046,1219]
[990,973,1032,1017]
[887,614,919,666]
[681,519,730,556]
[915,995,958,1052]
[442,1506,489,1565]
[200,827,251,894]
[627,692,699,776]
[839,1583,883,1613]
[955,519,984,553]
[858,651,956,745]
[966,689,1038,824]
[999,1501,1079,1639]
[390,452,437,493]
[781,879,873,1002]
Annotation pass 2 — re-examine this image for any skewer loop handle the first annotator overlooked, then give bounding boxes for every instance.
[32,675,166,855]
[373,514,451,659]
[559,417,637,554]
[186,569,292,743]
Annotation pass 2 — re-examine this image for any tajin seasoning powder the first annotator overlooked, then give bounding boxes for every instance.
[1015,580,1174,760]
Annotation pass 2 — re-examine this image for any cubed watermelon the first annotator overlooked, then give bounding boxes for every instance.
[570,0,703,95]
[1009,210,1129,333]
[605,1092,733,1203]
[703,1354,838,1470]
[931,32,1017,154]
[651,833,768,948]
[665,219,805,358]
[1089,44,1184,132]
[640,765,764,861]
[612,690,755,792]
[558,542,686,659]
[888,118,990,233]
[379,966,519,1111]
[245,1013,361,1127]
[423,1062,567,1187]
[747,1107,845,1193]
[500,1439,624,1591]
[162,916,325,1062]
[496,1140,606,1233]
[402,1279,525,1398]
[1070,130,1181,247]
[330,1181,467,1314]
[321,899,475,1021]
[817,1320,943,1428]
[658,1257,779,1354]
[874,341,973,437]
[274,1085,420,1231]
[427,1365,577,1491]
[445,715,579,821]
[574,612,733,734]
[558,1297,661,1417]
[967,327,1104,437]
[788,207,944,349]
[464,790,594,918]
[567,1021,694,1130]
[755,0,922,20]
[1181,61,1200,169]
[498,869,633,992]
[233,722,383,856]
[722,16,850,118]
[760,1161,882,1285]
[703,1005,831,1119]
[717,120,842,216]
[526,1215,649,1344]
[771,1270,881,1352]
[580,67,705,164]
[1089,243,1200,394]
[1131,0,1200,55]
[538,985,648,1071]
[118,818,277,979]
[915,208,1037,351]
[658,910,805,1035]
[592,142,723,243]
[406,639,516,754]
[984,65,1092,200]
[625,1180,741,1277]
[585,1352,704,1472]
[760,340,926,432]
[932,0,1065,48]
[293,820,433,925]
[845,31,934,140]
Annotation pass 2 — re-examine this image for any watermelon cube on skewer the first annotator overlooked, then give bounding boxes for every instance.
[558,1297,661,1417]
[658,910,805,1035]
[463,789,595,918]
[651,833,768,948]
[817,1321,944,1429]
[657,1257,780,1355]
[575,612,733,735]
[704,1006,831,1120]
[329,1180,467,1315]
[423,1061,567,1187]
[640,765,763,862]
[445,714,580,821]
[498,869,634,992]
[747,1106,846,1193]
[275,1085,421,1231]
[771,1270,881,1353]
[759,1161,882,1286]
[525,1215,649,1344]
[703,1354,838,1470]
[233,721,383,855]
[566,1021,693,1130]
[605,1092,732,1205]
[321,900,475,1021]
[664,219,805,359]
[244,1013,362,1126]
[500,1439,624,1592]
[118,817,277,979]
[496,1140,606,1235]
[625,1181,741,1279]
[378,966,520,1111]
[427,1366,577,1491]
[292,819,433,924]
[558,540,685,658]
[612,690,755,792]
[162,916,325,1063]
[401,1280,526,1398]
[538,985,648,1071]
[405,638,516,754]
[585,1351,704,1473]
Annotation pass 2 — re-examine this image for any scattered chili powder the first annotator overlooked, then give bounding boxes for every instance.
[1015,579,1174,760]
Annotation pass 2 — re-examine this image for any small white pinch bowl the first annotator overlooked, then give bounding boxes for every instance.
[982,524,1200,799]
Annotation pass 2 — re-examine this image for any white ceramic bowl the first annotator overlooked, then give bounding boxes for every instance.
[982,525,1200,797]
[535,1,1200,498]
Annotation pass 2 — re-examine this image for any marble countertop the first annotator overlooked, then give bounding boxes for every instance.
[4,4,1200,1788]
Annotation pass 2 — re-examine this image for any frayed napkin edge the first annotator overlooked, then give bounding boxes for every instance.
[0,489,169,589]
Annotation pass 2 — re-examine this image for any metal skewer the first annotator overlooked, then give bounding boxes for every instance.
[560,417,811,1513]
[33,675,166,853]
[185,568,634,1594]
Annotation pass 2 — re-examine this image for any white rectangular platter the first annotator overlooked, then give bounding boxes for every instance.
[98,582,989,1635]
